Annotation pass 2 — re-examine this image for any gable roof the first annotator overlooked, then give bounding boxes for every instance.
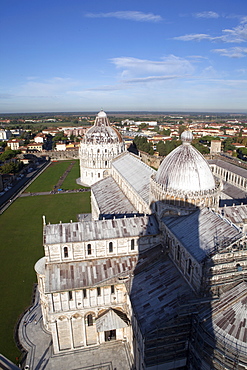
[162,208,242,262]
[96,308,129,332]
[112,152,155,204]
[91,176,137,215]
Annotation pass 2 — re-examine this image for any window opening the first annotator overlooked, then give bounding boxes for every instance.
[87,314,93,326]
[131,239,135,250]
[109,242,113,253]
[187,259,192,275]
[64,247,68,258]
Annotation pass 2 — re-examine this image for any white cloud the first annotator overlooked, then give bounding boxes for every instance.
[110,56,194,79]
[220,23,247,43]
[122,75,180,83]
[174,18,247,44]
[174,33,212,41]
[212,47,247,58]
[194,11,219,19]
[85,11,162,22]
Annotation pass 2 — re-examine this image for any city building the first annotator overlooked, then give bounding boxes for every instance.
[7,139,23,150]
[0,129,11,141]
[34,118,247,369]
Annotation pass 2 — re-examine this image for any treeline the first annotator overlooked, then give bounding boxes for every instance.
[133,135,210,156]
[0,149,23,174]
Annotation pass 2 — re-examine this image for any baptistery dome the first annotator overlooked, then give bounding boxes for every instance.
[155,131,215,193]
[83,110,123,145]
[78,110,125,186]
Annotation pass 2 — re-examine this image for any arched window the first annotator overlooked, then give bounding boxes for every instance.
[87,244,92,255]
[236,263,243,272]
[64,247,68,258]
[98,173,100,178]
[109,242,113,253]
[131,239,135,250]
[87,314,93,326]
[105,161,107,166]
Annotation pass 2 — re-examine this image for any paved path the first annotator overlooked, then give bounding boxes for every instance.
[18,289,132,370]
[54,161,75,191]
[20,189,90,197]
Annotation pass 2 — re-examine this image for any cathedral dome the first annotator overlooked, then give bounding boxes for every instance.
[83,110,123,144]
[155,131,215,194]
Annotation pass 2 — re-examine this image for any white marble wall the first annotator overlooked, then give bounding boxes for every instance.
[44,235,160,263]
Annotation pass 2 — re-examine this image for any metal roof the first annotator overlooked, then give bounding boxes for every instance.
[201,282,247,352]
[45,255,138,293]
[96,308,129,332]
[220,204,247,224]
[209,158,247,178]
[44,215,159,245]
[112,152,155,204]
[91,176,137,215]
[162,208,242,262]
[129,247,195,333]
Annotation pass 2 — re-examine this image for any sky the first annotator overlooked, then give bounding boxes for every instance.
[1,0,247,113]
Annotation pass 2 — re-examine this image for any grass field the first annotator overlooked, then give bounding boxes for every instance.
[25,161,72,192]
[0,162,91,362]
[61,160,87,190]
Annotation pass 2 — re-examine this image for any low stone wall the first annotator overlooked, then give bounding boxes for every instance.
[33,149,79,160]
[139,151,163,169]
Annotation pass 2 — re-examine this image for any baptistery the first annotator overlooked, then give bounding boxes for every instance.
[79,110,125,186]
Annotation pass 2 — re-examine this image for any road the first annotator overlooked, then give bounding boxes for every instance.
[0,160,50,214]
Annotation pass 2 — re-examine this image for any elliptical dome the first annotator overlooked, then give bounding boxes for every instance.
[155,130,215,194]
[83,110,122,144]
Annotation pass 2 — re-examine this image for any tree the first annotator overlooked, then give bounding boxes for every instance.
[192,143,210,154]
[162,129,171,136]
[178,125,187,135]
[0,161,22,174]
[0,149,20,162]
[133,136,154,155]
[156,141,166,156]
[223,138,236,152]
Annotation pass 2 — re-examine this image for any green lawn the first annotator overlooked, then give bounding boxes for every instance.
[61,160,88,190]
[25,161,72,192]
[26,160,87,192]
[0,189,91,362]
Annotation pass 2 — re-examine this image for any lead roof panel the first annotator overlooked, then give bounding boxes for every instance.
[112,152,155,203]
[162,208,242,262]
[91,176,137,215]
[44,214,159,245]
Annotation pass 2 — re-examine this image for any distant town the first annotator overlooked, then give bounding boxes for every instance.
[1,111,247,194]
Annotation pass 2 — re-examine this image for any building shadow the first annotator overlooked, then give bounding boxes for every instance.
[128,198,246,369]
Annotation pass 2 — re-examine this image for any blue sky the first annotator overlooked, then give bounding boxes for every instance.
[1,0,247,113]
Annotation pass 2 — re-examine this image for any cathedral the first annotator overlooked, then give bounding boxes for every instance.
[35,111,247,369]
